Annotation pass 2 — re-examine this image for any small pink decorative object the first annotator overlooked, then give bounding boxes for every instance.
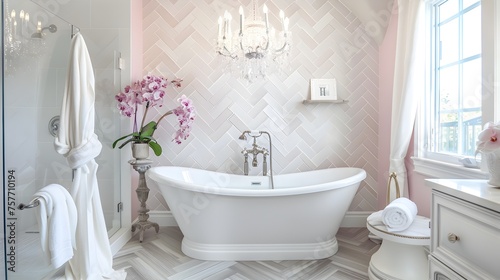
[476,122,500,153]
[476,122,500,187]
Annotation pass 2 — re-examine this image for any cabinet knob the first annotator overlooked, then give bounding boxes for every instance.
[447,233,460,243]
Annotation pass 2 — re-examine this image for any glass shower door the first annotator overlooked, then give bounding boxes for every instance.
[2,0,123,278]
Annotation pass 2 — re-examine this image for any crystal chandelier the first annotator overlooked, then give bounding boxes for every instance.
[216,1,291,82]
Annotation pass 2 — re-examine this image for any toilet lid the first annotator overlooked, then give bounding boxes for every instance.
[367,215,431,246]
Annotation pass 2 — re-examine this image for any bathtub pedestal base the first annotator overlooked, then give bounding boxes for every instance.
[181,237,339,261]
[129,158,159,242]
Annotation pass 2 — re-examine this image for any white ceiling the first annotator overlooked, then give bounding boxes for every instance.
[340,0,396,45]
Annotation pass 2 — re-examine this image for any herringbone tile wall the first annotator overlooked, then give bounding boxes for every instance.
[142,0,379,212]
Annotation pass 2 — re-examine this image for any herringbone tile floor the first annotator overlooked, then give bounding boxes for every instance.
[113,227,379,280]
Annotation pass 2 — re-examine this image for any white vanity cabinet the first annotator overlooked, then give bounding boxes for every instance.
[426,179,500,280]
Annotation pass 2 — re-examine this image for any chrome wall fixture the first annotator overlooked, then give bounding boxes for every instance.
[48,115,60,137]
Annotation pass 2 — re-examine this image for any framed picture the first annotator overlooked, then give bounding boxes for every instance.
[310,79,337,101]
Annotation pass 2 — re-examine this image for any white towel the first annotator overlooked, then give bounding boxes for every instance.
[34,184,77,269]
[381,197,418,232]
[367,210,430,237]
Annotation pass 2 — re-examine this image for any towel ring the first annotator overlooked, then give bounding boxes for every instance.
[386,172,401,205]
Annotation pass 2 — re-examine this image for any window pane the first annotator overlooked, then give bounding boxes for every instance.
[439,112,458,153]
[439,0,458,21]
[462,58,482,156]
[437,65,459,154]
[463,114,482,155]
[440,19,459,66]
[439,65,459,112]
[463,6,481,58]
[463,0,479,10]
[462,59,481,109]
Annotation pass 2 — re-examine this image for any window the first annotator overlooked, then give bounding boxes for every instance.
[415,0,498,178]
[420,0,486,164]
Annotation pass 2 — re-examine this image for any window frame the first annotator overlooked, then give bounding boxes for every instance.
[413,0,496,179]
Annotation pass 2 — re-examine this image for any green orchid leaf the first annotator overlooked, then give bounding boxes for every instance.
[140,121,157,138]
[112,132,135,148]
[149,141,162,156]
[117,138,136,149]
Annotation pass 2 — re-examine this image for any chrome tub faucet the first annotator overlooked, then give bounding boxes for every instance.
[238,130,274,188]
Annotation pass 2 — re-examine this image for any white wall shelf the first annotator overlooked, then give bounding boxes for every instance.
[302,99,348,104]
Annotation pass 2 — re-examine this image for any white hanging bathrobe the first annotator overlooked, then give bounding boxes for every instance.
[54,32,126,280]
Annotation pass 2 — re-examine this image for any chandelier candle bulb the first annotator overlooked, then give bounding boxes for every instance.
[24,13,29,32]
[284,17,289,33]
[13,21,17,39]
[217,17,222,38]
[239,6,244,35]
[19,10,24,36]
[263,4,269,32]
[223,11,229,38]
[37,21,41,32]
[279,10,285,30]
[228,13,232,37]
[11,10,16,40]
[224,11,232,39]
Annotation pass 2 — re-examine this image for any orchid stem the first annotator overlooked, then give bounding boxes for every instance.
[139,102,150,134]
[148,110,173,139]
[156,110,174,128]
[133,103,138,133]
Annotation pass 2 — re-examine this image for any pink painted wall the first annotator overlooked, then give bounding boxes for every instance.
[130,0,143,221]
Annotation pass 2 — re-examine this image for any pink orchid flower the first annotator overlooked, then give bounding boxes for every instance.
[113,75,193,156]
[476,122,500,154]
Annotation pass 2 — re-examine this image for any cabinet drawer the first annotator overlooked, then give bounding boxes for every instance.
[429,255,464,280]
[432,191,500,279]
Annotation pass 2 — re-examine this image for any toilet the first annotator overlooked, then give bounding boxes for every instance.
[367,214,430,280]
[368,174,430,280]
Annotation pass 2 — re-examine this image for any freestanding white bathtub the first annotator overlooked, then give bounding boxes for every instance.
[147,166,366,261]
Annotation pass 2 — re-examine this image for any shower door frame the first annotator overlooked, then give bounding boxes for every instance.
[1,0,135,278]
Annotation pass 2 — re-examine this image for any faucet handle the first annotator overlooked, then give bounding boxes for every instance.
[241,148,248,155]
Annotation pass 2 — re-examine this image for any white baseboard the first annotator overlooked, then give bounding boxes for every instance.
[149,210,178,226]
[110,227,133,255]
[148,210,371,228]
[341,211,371,227]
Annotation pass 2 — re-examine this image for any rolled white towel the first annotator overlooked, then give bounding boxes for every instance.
[382,197,417,232]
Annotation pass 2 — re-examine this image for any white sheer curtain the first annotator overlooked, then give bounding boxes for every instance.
[387,0,426,203]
